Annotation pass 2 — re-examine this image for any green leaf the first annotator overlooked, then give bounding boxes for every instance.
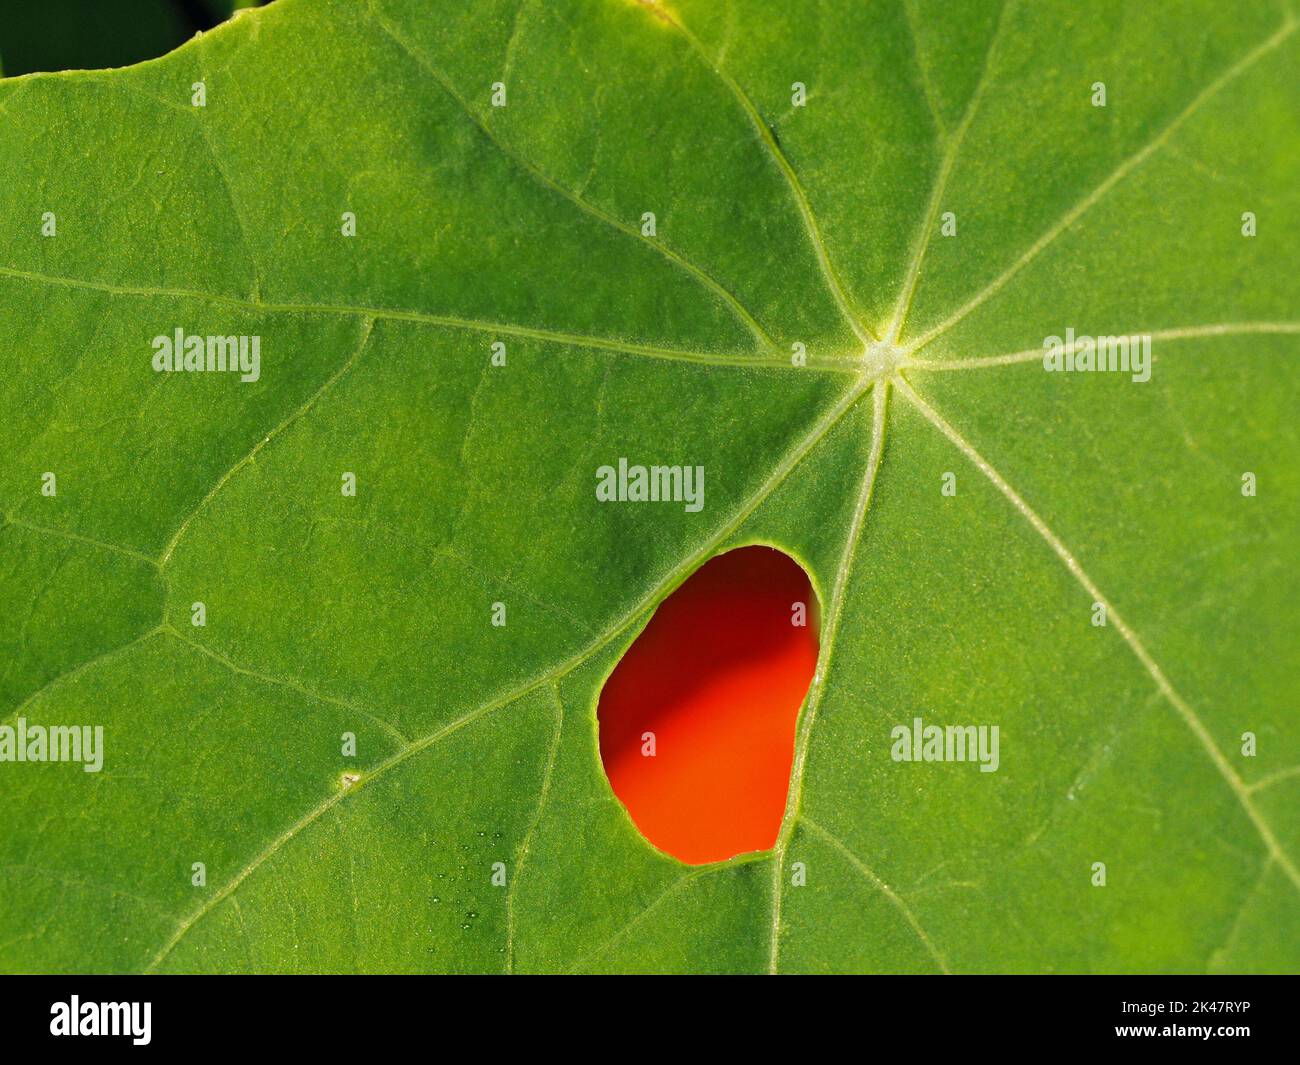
[1,0,1296,974]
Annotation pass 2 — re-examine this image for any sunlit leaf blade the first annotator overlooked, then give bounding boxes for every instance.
[0,0,1296,973]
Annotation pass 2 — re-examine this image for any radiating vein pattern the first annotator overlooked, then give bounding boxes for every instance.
[0,0,1295,974]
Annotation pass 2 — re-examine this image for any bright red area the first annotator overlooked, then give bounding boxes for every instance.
[597,546,820,864]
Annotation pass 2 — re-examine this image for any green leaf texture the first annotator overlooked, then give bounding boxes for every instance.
[1,0,1297,973]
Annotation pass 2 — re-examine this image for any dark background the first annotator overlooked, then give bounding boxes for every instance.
[0,0,271,77]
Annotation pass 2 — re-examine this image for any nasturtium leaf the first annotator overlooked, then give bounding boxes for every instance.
[0,0,1296,974]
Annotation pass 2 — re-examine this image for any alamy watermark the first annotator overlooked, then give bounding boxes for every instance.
[50,996,150,1045]
[890,716,1000,773]
[596,458,704,512]
[152,328,261,382]
[0,718,104,772]
[1043,328,1151,382]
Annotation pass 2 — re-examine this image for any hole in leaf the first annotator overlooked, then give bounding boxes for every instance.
[598,545,820,864]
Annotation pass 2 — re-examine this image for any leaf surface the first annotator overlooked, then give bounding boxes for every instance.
[0,0,1297,973]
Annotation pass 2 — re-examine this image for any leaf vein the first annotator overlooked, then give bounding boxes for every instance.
[166,626,410,746]
[505,684,564,973]
[655,6,875,343]
[364,0,777,351]
[896,376,1300,895]
[906,321,1300,371]
[769,380,889,973]
[887,0,1010,342]
[157,317,376,566]
[145,378,869,969]
[0,264,850,373]
[908,15,1298,353]
[2,513,159,569]
[801,817,951,974]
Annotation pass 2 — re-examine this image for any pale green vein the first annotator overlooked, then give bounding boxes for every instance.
[1248,765,1300,795]
[769,381,889,973]
[1,862,172,920]
[564,871,692,973]
[801,816,950,974]
[906,321,1300,371]
[146,677,526,971]
[907,14,1298,354]
[658,4,875,345]
[887,0,1010,343]
[440,543,600,640]
[2,512,159,569]
[895,376,1300,895]
[157,317,375,566]
[1208,856,1274,972]
[145,377,871,970]
[497,0,528,90]
[148,765,352,971]
[230,895,256,972]
[505,684,564,973]
[366,0,777,352]
[193,34,262,301]
[1,624,167,728]
[902,0,948,139]
[0,264,853,373]
[564,850,767,973]
[165,625,410,747]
